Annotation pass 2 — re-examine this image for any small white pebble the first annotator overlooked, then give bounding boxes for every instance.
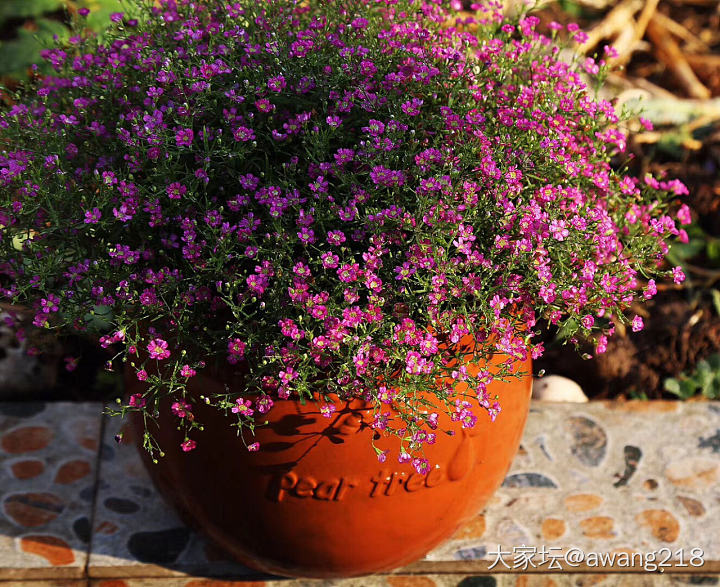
[532,375,588,403]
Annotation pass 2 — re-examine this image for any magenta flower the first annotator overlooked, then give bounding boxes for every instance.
[256,396,274,414]
[128,394,146,408]
[631,315,644,332]
[147,338,171,360]
[171,400,192,418]
[267,75,286,92]
[64,356,79,372]
[319,404,336,418]
[175,128,194,147]
[233,126,255,142]
[166,182,186,199]
[181,439,196,452]
[232,398,254,417]
[84,207,101,224]
[227,338,246,358]
[673,267,686,284]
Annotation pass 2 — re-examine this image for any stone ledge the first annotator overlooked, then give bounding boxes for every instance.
[0,400,718,584]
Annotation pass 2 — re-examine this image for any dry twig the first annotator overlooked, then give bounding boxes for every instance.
[686,53,720,69]
[578,0,644,54]
[651,11,712,53]
[612,0,661,64]
[646,15,712,99]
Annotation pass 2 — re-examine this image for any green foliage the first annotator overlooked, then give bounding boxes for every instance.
[555,0,587,18]
[628,389,649,400]
[0,0,123,80]
[0,0,65,23]
[664,354,720,399]
[0,18,69,80]
[666,222,720,290]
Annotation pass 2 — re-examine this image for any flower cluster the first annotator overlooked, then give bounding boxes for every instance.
[0,0,687,465]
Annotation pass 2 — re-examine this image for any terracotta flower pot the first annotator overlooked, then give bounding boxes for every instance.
[125,340,532,578]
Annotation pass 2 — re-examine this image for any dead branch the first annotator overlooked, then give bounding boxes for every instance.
[607,73,679,99]
[651,11,712,53]
[578,0,644,54]
[686,53,720,70]
[612,0,661,64]
[646,15,712,99]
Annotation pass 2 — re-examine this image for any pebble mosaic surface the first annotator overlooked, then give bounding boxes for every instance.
[431,401,720,566]
[1,399,718,584]
[83,576,720,587]
[0,402,102,580]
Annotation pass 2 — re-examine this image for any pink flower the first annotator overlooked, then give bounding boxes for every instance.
[232,398,254,417]
[596,335,608,355]
[631,315,644,332]
[128,394,146,408]
[676,204,692,225]
[64,356,79,372]
[412,458,430,475]
[136,369,148,381]
[672,266,686,284]
[147,338,171,360]
[180,364,196,378]
[319,404,336,418]
[233,126,255,142]
[227,338,246,358]
[642,280,656,300]
[166,182,187,199]
[247,442,260,452]
[171,400,192,419]
[181,439,196,452]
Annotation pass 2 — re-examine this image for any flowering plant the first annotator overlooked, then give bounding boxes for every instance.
[0,0,688,467]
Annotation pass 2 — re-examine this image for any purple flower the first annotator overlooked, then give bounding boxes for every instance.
[166,182,186,199]
[267,75,286,92]
[233,126,255,142]
[175,128,194,147]
[401,98,424,116]
[326,115,342,128]
[84,208,101,224]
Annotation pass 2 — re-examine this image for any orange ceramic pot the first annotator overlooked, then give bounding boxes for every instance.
[126,340,532,578]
